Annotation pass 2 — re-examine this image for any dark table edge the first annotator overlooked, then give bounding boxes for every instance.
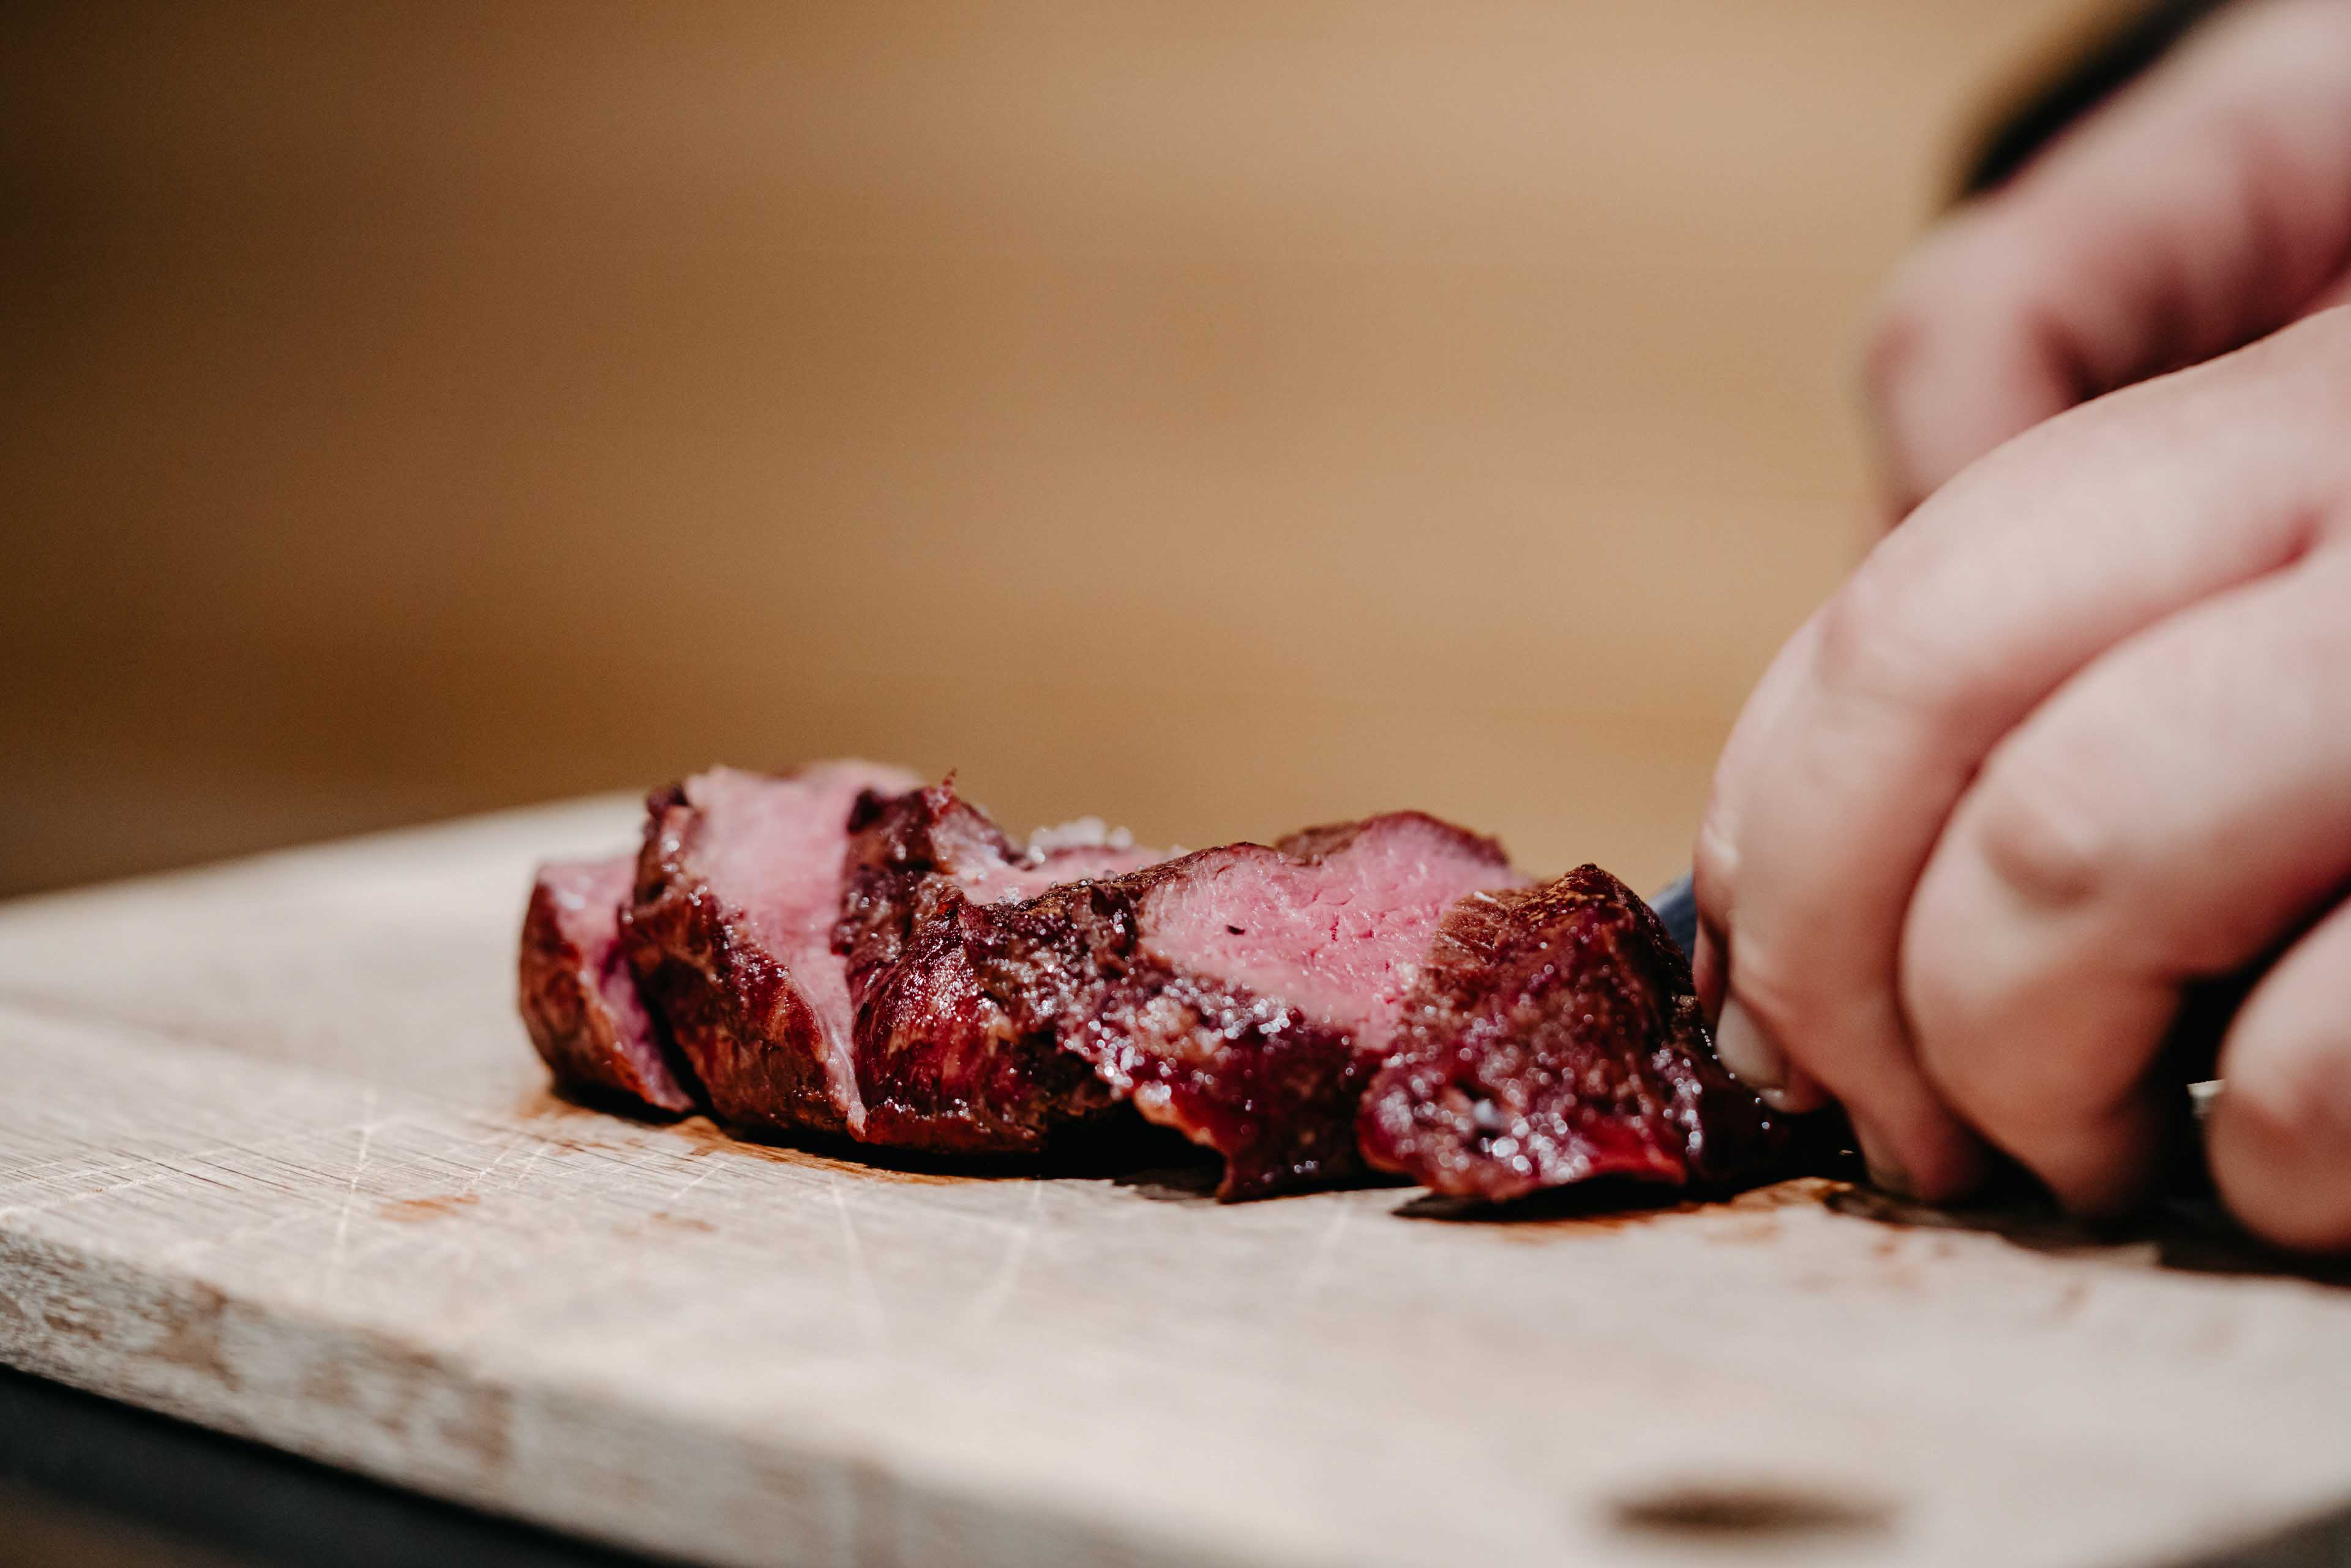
[0,1364,691,1568]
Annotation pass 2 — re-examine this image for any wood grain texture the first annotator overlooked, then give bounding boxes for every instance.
[5,806,2351,1568]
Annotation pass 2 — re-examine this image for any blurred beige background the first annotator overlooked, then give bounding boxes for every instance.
[1,0,2106,900]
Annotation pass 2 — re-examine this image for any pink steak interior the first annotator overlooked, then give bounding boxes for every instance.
[1140,815,1526,1053]
[681,761,921,1084]
[538,853,690,1108]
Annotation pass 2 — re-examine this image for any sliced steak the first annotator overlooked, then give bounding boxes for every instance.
[1074,815,1527,1196]
[838,783,1166,1152]
[519,855,695,1113]
[1357,865,1794,1201]
[845,785,1526,1198]
[624,760,919,1137]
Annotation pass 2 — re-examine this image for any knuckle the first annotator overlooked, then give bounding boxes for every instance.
[1805,582,1881,694]
[1859,287,1932,411]
[1807,565,1946,710]
[1959,740,2118,914]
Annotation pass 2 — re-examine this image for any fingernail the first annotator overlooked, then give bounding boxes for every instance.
[1852,1117,1914,1199]
[1712,999,1787,1092]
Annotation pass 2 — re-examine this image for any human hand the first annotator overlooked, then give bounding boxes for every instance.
[1694,305,2351,1251]
[1866,0,2351,519]
[1691,0,2351,1250]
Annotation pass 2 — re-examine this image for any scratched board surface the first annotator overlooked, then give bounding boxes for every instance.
[2,803,2350,1568]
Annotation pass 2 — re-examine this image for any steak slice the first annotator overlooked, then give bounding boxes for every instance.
[625,760,919,1137]
[519,855,695,1113]
[838,784,1166,1152]
[1356,865,1794,1201]
[845,784,1526,1198]
[1070,816,1527,1197]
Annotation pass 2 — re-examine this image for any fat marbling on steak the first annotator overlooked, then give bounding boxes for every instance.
[623,761,919,1136]
[1357,865,1794,1201]
[841,782,1527,1197]
[519,855,696,1113]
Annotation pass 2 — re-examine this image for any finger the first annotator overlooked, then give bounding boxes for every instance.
[1698,307,2351,1201]
[1863,207,2078,520]
[1695,624,1831,1112]
[1901,544,2351,1214]
[2209,896,2351,1253]
[1865,0,2351,515]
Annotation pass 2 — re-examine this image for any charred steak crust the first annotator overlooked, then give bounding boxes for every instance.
[518,857,695,1113]
[842,788,1521,1199]
[1357,865,1793,1201]
[1087,815,1523,1198]
[622,763,918,1138]
[973,872,1373,1201]
[1270,814,1512,868]
[835,786,1124,1152]
[625,782,849,1134]
[521,764,1793,1210]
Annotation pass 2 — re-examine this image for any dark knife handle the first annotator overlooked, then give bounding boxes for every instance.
[1646,872,1700,962]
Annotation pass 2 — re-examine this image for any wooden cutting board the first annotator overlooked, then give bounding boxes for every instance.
[3,801,2349,1568]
